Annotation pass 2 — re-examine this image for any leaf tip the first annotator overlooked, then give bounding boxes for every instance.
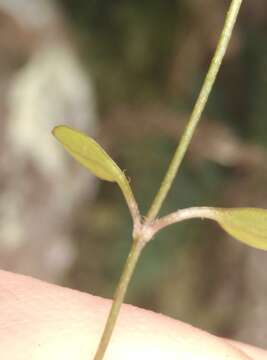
[52,124,68,138]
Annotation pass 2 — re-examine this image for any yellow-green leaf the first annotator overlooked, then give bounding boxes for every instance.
[52,125,139,222]
[211,208,267,250]
[52,125,125,183]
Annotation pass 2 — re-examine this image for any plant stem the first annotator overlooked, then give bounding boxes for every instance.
[151,206,216,235]
[93,1,244,358]
[93,236,144,360]
[119,177,141,231]
[146,0,244,222]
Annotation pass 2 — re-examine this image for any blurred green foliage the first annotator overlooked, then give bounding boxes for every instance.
[58,0,186,106]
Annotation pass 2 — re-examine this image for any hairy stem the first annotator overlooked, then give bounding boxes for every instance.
[93,237,144,360]
[151,207,216,235]
[146,0,244,222]
[93,0,244,358]
[119,177,141,231]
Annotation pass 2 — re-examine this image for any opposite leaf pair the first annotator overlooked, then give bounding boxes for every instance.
[53,125,267,251]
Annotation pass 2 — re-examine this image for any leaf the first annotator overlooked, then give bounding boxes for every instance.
[52,125,140,222]
[52,125,125,183]
[210,208,267,250]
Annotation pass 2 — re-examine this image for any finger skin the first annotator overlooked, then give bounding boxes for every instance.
[0,270,265,360]
[227,340,267,360]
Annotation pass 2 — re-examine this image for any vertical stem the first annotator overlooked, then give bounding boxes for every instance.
[146,0,244,222]
[93,237,144,360]
[92,1,244,359]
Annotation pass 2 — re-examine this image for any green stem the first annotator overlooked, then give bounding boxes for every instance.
[93,237,144,360]
[146,0,244,222]
[93,0,244,358]
[118,177,141,231]
[151,206,216,235]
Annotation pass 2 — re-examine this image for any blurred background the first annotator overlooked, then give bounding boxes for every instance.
[0,0,267,349]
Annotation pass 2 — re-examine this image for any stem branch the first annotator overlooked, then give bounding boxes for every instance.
[119,177,141,231]
[93,1,244,358]
[151,207,215,235]
[146,0,244,222]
